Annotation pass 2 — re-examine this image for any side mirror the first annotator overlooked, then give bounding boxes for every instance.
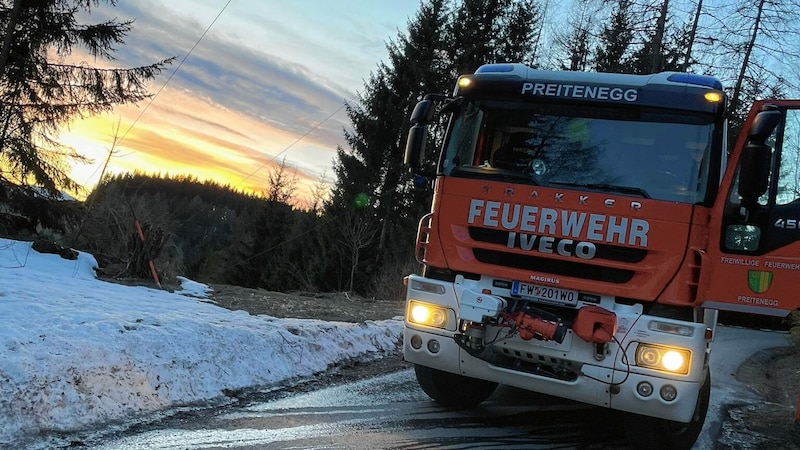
[403,95,453,173]
[737,142,771,208]
[404,99,437,171]
[738,108,782,207]
[404,124,427,170]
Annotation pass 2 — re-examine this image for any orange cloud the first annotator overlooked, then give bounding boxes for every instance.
[62,87,339,207]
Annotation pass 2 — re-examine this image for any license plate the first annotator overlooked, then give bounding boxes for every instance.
[511,281,578,306]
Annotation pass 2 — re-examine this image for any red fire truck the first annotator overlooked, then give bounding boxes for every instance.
[402,63,800,449]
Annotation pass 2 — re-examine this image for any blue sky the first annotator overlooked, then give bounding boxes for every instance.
[63,0,421,203]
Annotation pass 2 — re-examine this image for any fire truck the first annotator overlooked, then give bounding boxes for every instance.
[402,63,800,449]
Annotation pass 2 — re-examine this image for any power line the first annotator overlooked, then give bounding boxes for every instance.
[81,0,234,188]
[115,0,234,150]
[104,0,357,195]
[234,92,358,189]
[84,0,365,269]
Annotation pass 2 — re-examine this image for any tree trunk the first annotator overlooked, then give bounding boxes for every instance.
[730,0,766,116]
[0,0,23,76]
[531,0,550,62]
[650,0,669,73]
[682,0,703,71]
[349,247,359,292]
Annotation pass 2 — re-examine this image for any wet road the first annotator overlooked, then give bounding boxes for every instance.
[90,369,630,449]
[84,326,790,449]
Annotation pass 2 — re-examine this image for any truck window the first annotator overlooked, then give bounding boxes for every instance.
[442,102,485,173]
[776,109,800,205]
[723,107,800,253]
[441,100,716,204]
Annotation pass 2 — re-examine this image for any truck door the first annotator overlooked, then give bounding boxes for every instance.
[702,100,800,317]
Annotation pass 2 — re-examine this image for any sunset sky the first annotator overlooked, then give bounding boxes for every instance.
[60,0,421,204]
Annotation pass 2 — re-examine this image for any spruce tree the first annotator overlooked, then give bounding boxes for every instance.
[554,0,601,71]
[689,0,799,144]
[448,0,511,74]
[626,0,690,74]
[326,0,450,295]
[594,0,634,73]
[0,0,173,194]
[497,0,542,65]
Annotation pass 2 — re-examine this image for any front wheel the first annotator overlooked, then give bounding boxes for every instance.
[414,364,498,408]
[623,370,711,450]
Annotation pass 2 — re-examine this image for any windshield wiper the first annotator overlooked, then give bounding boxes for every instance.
[452,167,542,185]
[547,182,651,198]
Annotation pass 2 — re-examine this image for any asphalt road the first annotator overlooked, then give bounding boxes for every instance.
[85,326,791,450]
[88,369,631,449]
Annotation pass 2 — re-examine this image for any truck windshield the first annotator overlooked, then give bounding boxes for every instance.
[442,100,716,203]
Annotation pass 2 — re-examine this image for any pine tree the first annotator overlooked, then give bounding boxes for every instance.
[644,0,670,73]
[264,157,298,205]
[497,0,542,65]
[554,0,601,71]
[325,0,450,294]
[594,0,634,73]
[692,0,800,144]
[448,0,511,75]
[626,0,690,74]
[727,0,784,120]
[0,0,173,194]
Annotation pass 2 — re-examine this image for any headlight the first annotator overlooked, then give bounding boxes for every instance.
[407,300,449,329]
[635,344,691,374]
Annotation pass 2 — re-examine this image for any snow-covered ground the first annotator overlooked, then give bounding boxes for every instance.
[0,238,403,448]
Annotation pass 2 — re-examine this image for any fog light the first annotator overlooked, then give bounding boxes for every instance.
[636,381,654,397]
[410,335,422,349]
[660,384,678,402]
[427,339,440,353]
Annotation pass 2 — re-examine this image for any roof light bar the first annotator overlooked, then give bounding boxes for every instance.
[475,63,516,73]
[667,73,723,90]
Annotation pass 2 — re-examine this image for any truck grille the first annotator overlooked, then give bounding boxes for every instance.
[469,227,646,263]
[468,227,639,283]
[473,248,635,283]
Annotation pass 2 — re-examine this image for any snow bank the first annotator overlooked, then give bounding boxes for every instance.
[0,238,402,446]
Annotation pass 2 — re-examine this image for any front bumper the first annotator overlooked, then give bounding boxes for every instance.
[403,274,710,423]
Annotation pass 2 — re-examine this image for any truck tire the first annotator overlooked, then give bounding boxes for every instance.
[623,370,711,450]
[414,364,498,408]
